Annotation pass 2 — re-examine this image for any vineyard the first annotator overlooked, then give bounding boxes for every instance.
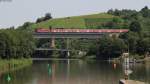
[30,13,128,29]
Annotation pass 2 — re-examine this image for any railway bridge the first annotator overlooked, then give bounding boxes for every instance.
[33,28,129,52]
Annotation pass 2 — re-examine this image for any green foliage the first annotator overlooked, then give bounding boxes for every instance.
[0,29,35,59]
[136,38,150,55]
[140,6,150,18]
[36,13,52,23]
[107,6,150,58]
[96,37,127,60]
[44,13,52,20]
[120,31,150,56]
[141,18,150,32]
[129,21,142,32]
[107,6,150,31]
[107,9,137,17]
[127,32,140,53]
[17,22,34,31]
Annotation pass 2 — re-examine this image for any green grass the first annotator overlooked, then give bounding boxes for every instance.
[31,17,86,29]
[30,13,118,29]
[0,59,32,74]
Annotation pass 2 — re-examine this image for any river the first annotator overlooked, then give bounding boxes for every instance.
[0,59,150,84]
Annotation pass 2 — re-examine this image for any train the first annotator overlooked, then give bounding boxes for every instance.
[35,28,129,33]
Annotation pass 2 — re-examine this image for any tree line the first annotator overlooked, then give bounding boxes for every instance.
[93,6,150,59]
[0,28,35,59]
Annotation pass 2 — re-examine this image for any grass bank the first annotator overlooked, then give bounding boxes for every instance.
[0,58,32,74]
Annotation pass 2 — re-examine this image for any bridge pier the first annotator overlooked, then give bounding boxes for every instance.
[66,38,70,57]
[51,37,55,48]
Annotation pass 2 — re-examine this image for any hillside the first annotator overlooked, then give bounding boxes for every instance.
[30,13,126,29]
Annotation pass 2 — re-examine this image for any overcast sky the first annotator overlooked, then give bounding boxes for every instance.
[0,0,150,28]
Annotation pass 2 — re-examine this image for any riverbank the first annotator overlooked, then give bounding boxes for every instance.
[0,59,32,74]
[111,54,150,64]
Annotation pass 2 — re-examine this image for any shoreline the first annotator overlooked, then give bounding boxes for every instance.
[0,58,32,74]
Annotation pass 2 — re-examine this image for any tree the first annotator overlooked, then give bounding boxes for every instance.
[129,21,142,32]
[136,38,150,55]
[113,9,121,16]
[44,13,52,21]
[36,13,52,23]
[17,22,33,31]
[0,39,6,58]
[0,29,35,59]
[107,9,114,14]
[140,6,150,17]
[96,37,127,60]
[36,18,43,23]
[120,32,140,54]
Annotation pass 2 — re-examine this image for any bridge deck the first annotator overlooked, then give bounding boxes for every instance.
[33,32,107,38]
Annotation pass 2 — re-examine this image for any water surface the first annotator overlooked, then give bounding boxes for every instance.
[0,59,150,84]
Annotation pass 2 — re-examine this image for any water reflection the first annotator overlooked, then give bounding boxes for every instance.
[0,60,150,84]
[130,62,150,83]
[0,66,33,84]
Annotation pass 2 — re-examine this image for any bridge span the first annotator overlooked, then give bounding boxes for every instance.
[33,28,129,52]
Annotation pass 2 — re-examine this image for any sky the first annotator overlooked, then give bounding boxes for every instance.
[0,0,150,28]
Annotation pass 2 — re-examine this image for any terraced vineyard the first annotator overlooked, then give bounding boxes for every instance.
[31,13,127,29]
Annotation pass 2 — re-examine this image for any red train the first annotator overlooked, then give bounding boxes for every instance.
[35,28,129,33]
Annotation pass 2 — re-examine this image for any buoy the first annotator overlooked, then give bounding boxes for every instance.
[47,64,51,76]
[47,64,50,67]
[6,74,11,82]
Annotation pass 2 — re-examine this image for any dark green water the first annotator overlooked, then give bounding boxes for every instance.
[0,59,150,84]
